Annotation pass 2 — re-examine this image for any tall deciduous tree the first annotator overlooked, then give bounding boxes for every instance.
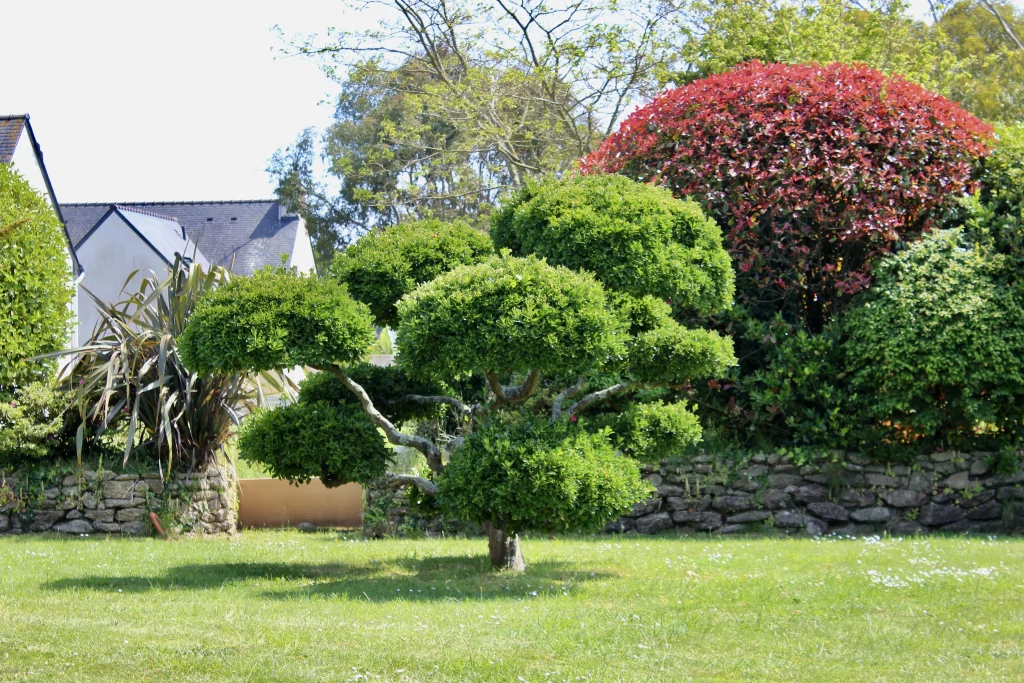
[180,175,736,570]
[269,0,677,238]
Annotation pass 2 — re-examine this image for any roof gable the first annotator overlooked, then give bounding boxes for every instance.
[77,205,209,270]
[61,200,301,276]
[0,117,26,163]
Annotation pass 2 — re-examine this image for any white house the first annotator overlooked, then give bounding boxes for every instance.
[0,114,84,348]
[61,200,316,341]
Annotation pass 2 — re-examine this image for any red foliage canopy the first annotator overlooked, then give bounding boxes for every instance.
[582,61,993,329]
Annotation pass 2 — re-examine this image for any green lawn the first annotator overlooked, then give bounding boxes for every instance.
[1,532,1022,682]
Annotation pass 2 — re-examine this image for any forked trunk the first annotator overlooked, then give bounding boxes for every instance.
[484,521,526,571]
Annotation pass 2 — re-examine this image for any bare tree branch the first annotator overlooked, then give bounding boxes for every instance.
[312,364,444,473]
[385,472,439,494]
[551,376,586,421]
[978,0,1024,50]
[566,382,637,418]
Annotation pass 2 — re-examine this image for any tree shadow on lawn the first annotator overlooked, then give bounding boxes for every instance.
[43,555,612,602]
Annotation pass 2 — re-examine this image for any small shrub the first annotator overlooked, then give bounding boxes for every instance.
[0,382,71,466]
[331,219,494,328]
[437,413,652,535]
[845,229,1024,447]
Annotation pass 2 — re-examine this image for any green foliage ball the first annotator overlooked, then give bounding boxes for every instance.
[491,174,734,315]
[626,319,736,384]
[237,400,391,487]
[611,400,703,462]
[963,123,1024,268]
[437,414,652,534]
[0,165,73,391]
[0,382,71,467]
[396,254,626,380]
[331,219,494,327]
[179,269,375,374]
[846,229,1024,446]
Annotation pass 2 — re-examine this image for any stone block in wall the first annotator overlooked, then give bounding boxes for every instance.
[768,474,803,488]
[793,485,828,504]
[85,509,115,522]
[918,503,964,526]
[730,479,763,493]
[966,500,1001,521]
[712,495,755,513]
[53,519,93,534]
[908,471,934,492]
[850,507,892,523]
[970,459,991,476]
[120,521,145,536]
[0,514,9,532]
[103,480,144,500]
[761,490,794,509]
[671,510,722,530]
[889,520,923,535]
[998,486,1024,501]
[144,479,165,495]
[66,510,82,520]
[879,490,927,508]
[840,490,877,508]
[931,451,956,462]
[727,510,771,523]
[115,508,145,523]
[656,484,686,497]
[739,465,769,478]
[807,502,849,522]
[941,472,971,490]
[643,473,663,487]
[31,510,64,531]
[959,490,995,508]
[773,510,804,527]
[865,473,901,488]
[625,497,660,518]
[93,522,121,533]
[805,517,827,536]
[635,512,673,535]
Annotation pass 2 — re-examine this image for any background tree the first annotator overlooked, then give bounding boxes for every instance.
[269,0,677,245]
[180,175,735,570]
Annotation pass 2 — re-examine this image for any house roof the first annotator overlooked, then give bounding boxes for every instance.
[114,206,210,270]
[0,117,26,163]
[61,200,301,276]
[1,114,82,276]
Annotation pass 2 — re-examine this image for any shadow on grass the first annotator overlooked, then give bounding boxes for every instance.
[43,555,611,601]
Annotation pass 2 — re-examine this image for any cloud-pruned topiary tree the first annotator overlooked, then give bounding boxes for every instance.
[180,175,735,570]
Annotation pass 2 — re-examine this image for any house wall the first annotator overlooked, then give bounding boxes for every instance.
[76,212,169,340]
[286,218,317,275]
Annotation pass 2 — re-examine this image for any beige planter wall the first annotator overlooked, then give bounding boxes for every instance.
[238,478,362,528]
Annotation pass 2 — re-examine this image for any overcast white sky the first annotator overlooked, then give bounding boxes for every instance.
[2,0,1019,203]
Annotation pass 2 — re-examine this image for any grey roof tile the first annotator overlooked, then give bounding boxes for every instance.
[0,117,26,163]
[61,200,299,276]
[115,207,209,270]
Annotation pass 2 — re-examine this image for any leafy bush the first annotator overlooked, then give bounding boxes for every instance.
[583,61,993,331]
[0,382,71,466]
[437,414,651,534]
[609,400,702,462]
[396,253,627,381]
[238,400,391,487]
[963,123,1024,269]
[331,219,494,328]
[0,164,73,391]
[179,267,375,375]
[492,174,734,315]
[845,229,1024,447]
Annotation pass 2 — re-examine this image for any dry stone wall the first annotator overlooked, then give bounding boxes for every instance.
[615,451,1024,536]
[0,467,237,537]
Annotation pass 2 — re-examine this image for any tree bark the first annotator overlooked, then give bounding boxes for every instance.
[483,521,526,571]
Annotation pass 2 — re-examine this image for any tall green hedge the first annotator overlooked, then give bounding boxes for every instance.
[0,165,73,391]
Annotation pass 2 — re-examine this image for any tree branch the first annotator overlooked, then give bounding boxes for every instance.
[311,365,444,473]
[385,472,438,495]
[504,368,541,404]
[551,376,585,421]
[979,0,1024,50]
[566,382,636,418]
[399,394,472,414]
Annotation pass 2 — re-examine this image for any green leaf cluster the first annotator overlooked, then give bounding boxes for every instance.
[331,219,493,327]
[396,254,626,381]
[846,229,1024,446]
[179,268,374,374]
[607,400,703,462]
[437,414,652,535]
[0,382,71,466]
[0,164,72,392]
[492,174,734,315]
[238,400,391,488]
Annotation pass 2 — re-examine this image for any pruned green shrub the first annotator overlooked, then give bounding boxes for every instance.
[610,400,703,462]
[396,253,627,381]
[846,229,1024,447]
[437,414,651,534]
[0,382,71,466]
[238,400,392,487]
[0,164,73,391]
[492,174,734,315]
[179,268,375,374]
[331,219,493,328]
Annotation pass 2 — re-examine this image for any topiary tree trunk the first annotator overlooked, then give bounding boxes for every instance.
[484,522,526,571]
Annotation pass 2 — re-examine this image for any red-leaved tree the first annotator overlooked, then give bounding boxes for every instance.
[582,61,993,331]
